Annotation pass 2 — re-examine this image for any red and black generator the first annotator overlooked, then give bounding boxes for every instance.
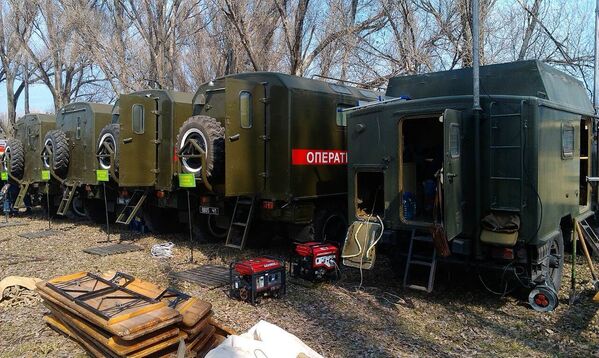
[290,242,339,281]
[229,257,286,304]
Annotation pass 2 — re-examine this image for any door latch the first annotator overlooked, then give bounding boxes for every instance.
[229,134,240,142]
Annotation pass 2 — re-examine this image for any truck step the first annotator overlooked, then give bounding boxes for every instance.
[115,191,147,225]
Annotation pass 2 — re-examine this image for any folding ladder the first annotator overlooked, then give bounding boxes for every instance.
[57,183,79,216]
[578,219,599,257]
[225,196,255,250]
[115,190,147,225]
[403,229,438,293]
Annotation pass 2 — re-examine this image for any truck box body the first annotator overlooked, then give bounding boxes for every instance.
[191,72,380,220]
[14,114,56,184]
[346,60,595,299]
[115,90,194,190]
[56,102,113,185]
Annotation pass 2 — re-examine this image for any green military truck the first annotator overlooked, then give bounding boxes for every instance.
[95,90,195,232]
[344,60,595,311]
[40,102,114,219]
[2,114,57,212]
[180,72,380,248]
[97,74,379,246]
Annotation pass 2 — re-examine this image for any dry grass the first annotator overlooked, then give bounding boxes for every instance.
[0,210,598,357]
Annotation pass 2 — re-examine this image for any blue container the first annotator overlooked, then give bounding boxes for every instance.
[402,192,416,220]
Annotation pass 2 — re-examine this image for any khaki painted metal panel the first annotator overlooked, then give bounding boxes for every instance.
[443,109,463,240]
[57,103,113,185]
[289,91,354,199]
[119,95,158,187]
[16,114,55,183]
[224,78,264,196]
[161,96,193,190]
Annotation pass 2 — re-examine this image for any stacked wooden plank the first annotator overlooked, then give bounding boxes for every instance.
[37,271,232,357]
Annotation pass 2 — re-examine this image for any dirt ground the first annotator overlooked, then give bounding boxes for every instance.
[1,211,598,358]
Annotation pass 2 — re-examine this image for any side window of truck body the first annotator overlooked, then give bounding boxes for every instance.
[561,123,574,159]
[132,104,145,134]
[239,91,252,128]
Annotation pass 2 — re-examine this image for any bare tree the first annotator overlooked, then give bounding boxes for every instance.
[0,1,36,125]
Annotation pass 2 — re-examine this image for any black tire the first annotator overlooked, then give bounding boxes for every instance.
[3,138,24,179]
[97,124,120,174]
[84,198,114,224]
[192,212,229,242]
[176,116,224,179]
[41,129,69,178]
[312,205,348,246]
[142,205,180,234]
[70,191,86,217]
[548,231,565,291]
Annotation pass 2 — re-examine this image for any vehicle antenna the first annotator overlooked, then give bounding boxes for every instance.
[472,0,482,258]
[594,0,599,113]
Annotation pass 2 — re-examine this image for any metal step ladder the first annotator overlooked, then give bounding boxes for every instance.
[225,196,255,250]
[578,219,599,257]
[115,190,147,225]
[57,183,78,216]
[13,183,30,209]
[403,230,437,293]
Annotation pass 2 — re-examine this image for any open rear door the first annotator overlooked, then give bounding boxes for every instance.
[119,95,158,187]
[224,78,265,196]
[443,109,463,240]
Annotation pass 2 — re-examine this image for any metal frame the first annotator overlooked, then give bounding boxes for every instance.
[46,272,159,321]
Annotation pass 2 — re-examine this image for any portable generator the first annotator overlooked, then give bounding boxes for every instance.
[290,242,339,281]
[229,257,286,304]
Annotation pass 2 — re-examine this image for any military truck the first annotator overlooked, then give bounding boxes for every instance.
[40,102,114,219]
[344,60,595,311]
[96,74,380,245]
[2,114,58,212]
[179,72,381,248]
[95,90,195,232]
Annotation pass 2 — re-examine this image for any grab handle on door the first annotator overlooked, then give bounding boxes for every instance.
[123,137,133,144]
[229,134,240,142]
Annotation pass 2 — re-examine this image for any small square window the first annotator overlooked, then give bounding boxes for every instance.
[562,123,574,158]
[449,123,460,158]
[132,104,144,134]
[239,91,252,128]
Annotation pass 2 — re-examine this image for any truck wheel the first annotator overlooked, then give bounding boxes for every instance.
[70,192,86,217]
[192,214,229,241]
[143,205,180,234]
[312,206,348,245]
[548,231,565,291]
[176,116,224,178]
[3,139,24,179]
[84,198,114,224]
[41,129,69,178]
[97,124,119,174]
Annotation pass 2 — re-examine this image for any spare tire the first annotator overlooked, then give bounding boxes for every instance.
[97,124,120,174]
[3,138,24,179]
[41,129,70,178]
[176,115,224,178]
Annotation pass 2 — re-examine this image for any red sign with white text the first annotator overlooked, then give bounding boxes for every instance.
[292,149,347,165]
[0,140,5,155]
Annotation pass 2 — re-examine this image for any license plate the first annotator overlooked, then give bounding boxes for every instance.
[200,206,219,215]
